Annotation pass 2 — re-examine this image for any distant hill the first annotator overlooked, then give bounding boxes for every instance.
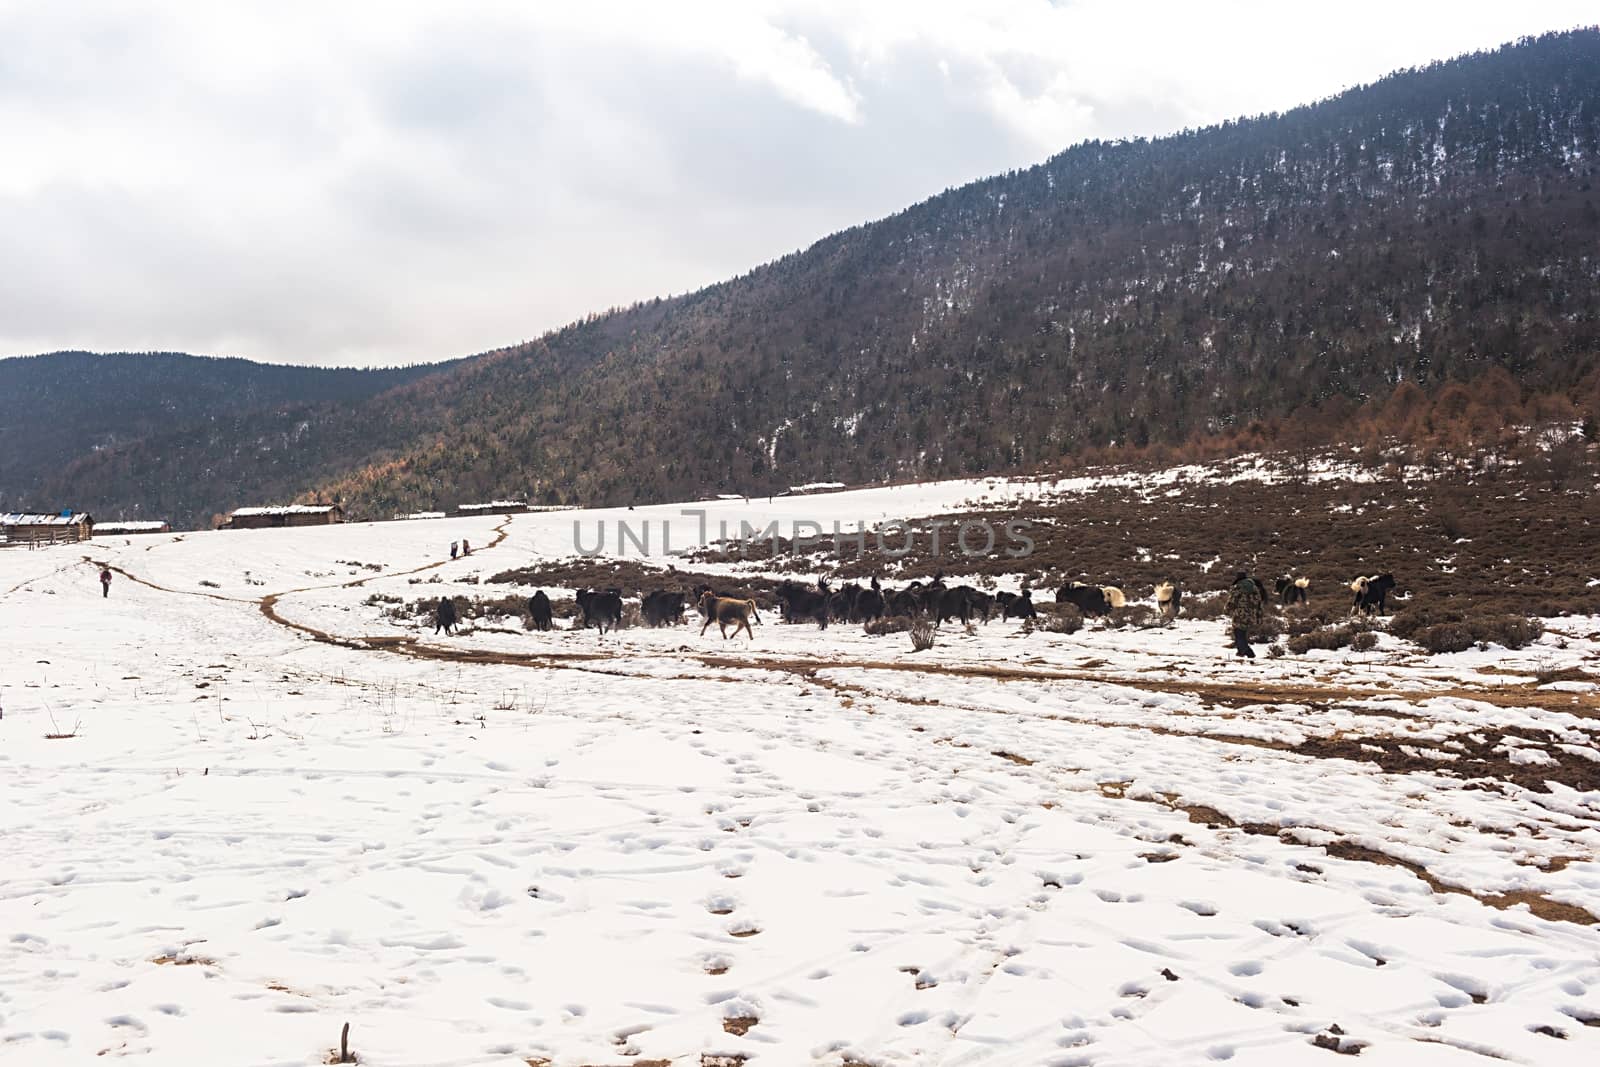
[0,352,455,525]
[14,30,1600,526]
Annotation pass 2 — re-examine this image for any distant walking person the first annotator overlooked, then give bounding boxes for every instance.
[450,541,459,560]
[1226,571,1265,659]
[461,538,471,556]
[99,566,113,598]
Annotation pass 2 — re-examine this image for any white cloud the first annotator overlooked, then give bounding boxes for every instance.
[0,0,1593,366]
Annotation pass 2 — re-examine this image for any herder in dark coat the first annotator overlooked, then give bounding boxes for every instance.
[1226,571,1265,659]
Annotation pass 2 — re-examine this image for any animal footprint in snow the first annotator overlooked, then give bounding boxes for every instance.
[705,894,737,916]
[1180,900,1218,917]
[1229,961,1264,977]
[1311,1024,1367,1055]
[726,918,761,938]
[1435,972,1489,1004]
[1058,1026,1094,1049]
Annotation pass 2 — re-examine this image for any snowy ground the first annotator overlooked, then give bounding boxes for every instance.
[3,479,1599,1066]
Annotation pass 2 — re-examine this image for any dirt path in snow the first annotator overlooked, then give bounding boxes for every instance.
[83,541,1600,928]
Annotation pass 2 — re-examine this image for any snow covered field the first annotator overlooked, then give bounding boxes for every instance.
[3,479,1599,1066]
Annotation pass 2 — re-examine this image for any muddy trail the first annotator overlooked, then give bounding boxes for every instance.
[80,515,515,611]
[226,537,1600,805]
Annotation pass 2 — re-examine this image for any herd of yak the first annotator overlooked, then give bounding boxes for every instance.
[430,571,1400,639]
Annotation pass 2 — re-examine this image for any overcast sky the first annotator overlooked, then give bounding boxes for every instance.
[1,1,1593,368]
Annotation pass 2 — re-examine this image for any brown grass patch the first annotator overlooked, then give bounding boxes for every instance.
[151,952,216,967]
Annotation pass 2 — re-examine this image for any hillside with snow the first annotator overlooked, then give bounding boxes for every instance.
[10,31,1600,527]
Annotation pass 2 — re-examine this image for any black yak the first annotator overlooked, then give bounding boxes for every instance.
[527,590,553,631]
[576,588,624,635]
[1276,576,1310,606]
[932,585,980,627]
[641,590,687,627]
[1350,574,1396,615]
[1000,589,1036,619]
[1055,582,1126,618]
[775,580,830,628]
[853,578,886,623]
[433,597,459,635]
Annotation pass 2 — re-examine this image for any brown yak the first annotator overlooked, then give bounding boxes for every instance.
[698,591,761,640]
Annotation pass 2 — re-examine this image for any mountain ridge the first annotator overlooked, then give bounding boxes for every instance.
[11,29,1600,527]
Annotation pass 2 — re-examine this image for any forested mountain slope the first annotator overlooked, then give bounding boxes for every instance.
[18,30,1600,525]
[0,352,455,523]
[315,29,1600,515]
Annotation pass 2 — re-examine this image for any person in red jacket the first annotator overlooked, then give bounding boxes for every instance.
[99,566,113,598]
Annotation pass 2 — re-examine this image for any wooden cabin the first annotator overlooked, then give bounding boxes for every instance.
[222,504,343,530]
[455,500,530,516]
[0,512,94,546]
[93,520,171,536]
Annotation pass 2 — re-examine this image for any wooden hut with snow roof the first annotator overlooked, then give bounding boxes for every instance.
[455,500,530,517]
[221,504,343,530]
[0,511,94,546]
[93,520,172,536]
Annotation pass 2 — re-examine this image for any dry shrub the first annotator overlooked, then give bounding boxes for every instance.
[1244,613,1284,642]
[1104,604,1160,629]
[1389,605,1544,653]
[1042,603,1083,634]
[1282,603,1351,636]
[1183,593,1228,621]
[910,621,936,651]
[469,594,531,621]
[1435,506,1467,540]
[388,593,542,625]
[1286,623,1370,654]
